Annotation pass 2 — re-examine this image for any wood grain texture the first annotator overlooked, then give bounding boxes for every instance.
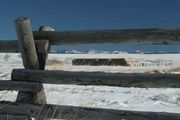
[0,114,31,120]
[33,28,180,45]
[35,40,50,70]
[0,101,179,120]
[1,28,180,53]
[15,17,39,69]
[12,69,180,88]
[14,17,46,104]
[0,80,41,92]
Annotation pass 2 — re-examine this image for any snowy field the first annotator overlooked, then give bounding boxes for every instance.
[1,53,180,113]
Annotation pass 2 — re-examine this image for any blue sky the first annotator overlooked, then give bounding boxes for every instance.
[1,0,180,39]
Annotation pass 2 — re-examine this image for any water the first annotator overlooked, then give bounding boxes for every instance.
[51,44,180,54]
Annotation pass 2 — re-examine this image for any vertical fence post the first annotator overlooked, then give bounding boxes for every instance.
[15,17,39,69]
[35,26,53,70]
[15,17,46,104]
[35,40,50,70]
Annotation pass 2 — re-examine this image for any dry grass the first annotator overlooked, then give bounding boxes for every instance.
[45,60,66,70]
[144,70,162,74]
[167,67,180,73]
[46,60,64,66]
[144,67,180,74]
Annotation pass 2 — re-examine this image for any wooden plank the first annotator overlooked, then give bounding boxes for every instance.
[0,41,19,53]
[1,28,180,52]
[12,69,180,88]
[0,101,179,120]
[14,17,46,104]
[1,28,180,53]
[35,40,50,70]
[0,114,31,120]
[15,17,39,69]
[33,28,180,45]
[0,80,41,92]
[0,40,49,54]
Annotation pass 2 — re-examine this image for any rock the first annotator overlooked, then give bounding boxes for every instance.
[39,26,55,31]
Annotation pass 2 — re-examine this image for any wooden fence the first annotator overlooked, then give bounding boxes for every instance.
[0,17,180,119]
[2,28,180,53]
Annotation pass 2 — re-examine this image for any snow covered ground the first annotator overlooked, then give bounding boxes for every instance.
[0,53,180,113]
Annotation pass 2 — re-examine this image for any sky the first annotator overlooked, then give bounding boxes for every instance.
[0,0,180,40]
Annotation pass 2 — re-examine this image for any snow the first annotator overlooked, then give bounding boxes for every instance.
[0,53,180,113]
[46,53,180,73]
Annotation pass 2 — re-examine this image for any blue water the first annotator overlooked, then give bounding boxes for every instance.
[51,44,180,53]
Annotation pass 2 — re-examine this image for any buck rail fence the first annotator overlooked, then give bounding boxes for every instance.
[0,17,180,120]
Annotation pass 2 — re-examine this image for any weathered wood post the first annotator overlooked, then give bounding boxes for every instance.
[15,17,46,104]
[15,17,39,69]
[35,40,49,70]
[35,26,53,70]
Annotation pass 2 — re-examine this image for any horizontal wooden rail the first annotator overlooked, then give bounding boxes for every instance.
[1,28,180,51]
[0,40,49,53]
[33,28,180,45]
[0,80,41,92]
[12,69,180,88]
[0,101,179,120]
[0,41,19,52]
[0,114,31,120]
